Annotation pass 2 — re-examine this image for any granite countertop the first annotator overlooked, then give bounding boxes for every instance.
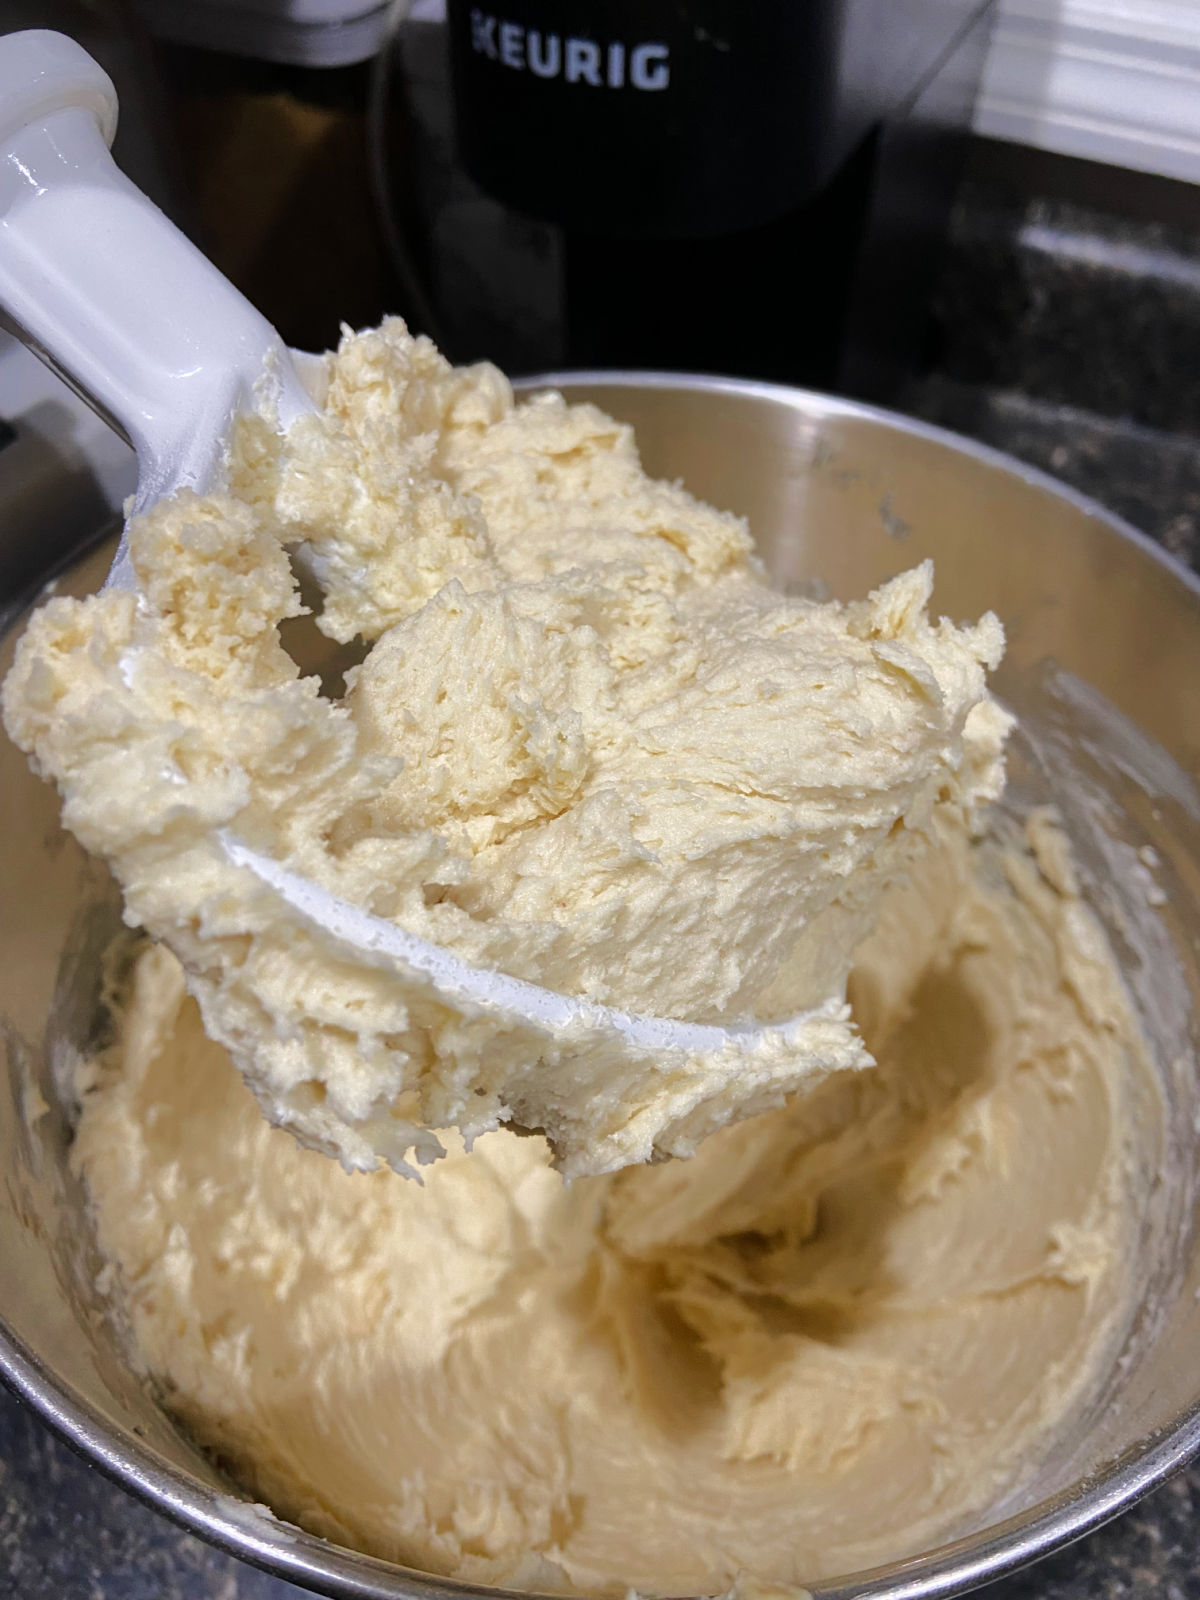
[4,133,1200,1599]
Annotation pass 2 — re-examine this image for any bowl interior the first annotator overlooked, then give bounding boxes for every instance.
[2,375,1199,1600]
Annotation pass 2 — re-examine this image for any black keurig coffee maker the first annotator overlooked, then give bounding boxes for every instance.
[380,0,996,397]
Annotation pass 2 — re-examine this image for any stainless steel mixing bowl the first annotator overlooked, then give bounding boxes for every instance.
[2,374,1199,1599]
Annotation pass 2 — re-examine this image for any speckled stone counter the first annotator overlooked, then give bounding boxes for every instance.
[909,151,1200,579]
[5,144,1200,1600]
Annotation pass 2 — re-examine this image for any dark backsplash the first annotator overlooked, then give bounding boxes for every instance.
[907,139,1200,573]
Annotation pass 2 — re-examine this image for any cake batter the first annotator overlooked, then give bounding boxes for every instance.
[71,809,1150,1591]
[4,321,1008,1178]
[2,321,1156,1591]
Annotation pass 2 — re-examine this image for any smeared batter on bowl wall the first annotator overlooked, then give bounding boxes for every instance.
[72,809,1154,1593]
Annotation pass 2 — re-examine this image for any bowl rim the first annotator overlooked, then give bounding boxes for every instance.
[3,368,1199,1600]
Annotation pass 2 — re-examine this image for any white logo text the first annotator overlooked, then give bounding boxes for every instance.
[469,11,670,90]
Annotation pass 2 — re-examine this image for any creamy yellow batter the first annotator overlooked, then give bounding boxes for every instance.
[73,808,1149,1592]
[3,320,1008,1178]
[3,321,1156,1590]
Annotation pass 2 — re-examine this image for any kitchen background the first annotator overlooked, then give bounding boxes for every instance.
[2,1,1199,1595]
